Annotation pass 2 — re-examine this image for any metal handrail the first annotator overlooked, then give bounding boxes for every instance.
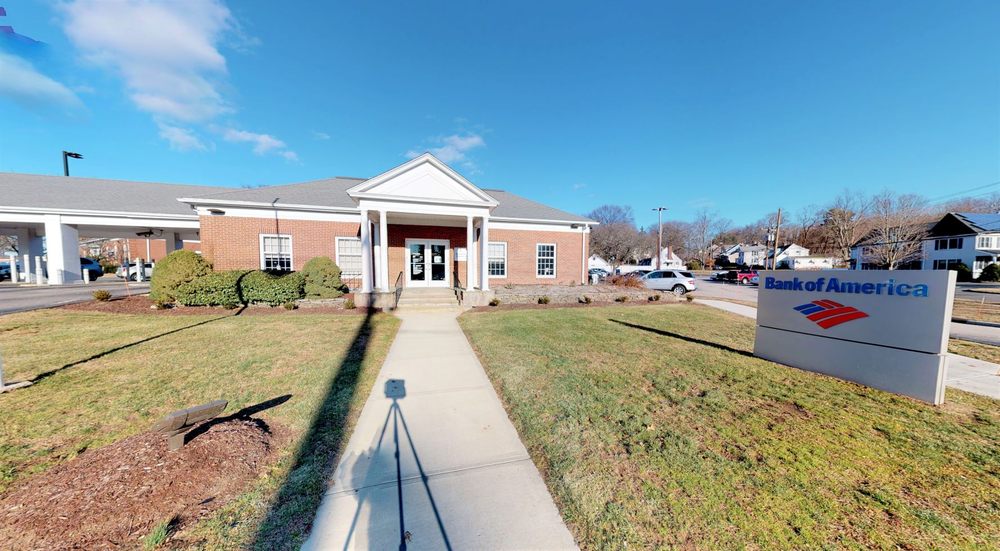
[393,271,404,309]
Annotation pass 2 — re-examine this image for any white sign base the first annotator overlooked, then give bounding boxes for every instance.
[754,326,947,404]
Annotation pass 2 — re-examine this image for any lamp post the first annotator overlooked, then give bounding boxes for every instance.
[652,206,667,270]
[62,151,83,176]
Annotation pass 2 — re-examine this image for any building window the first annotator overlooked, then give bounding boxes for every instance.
[260,234,292,271]
[974,256,992,272]
[935,238,964,250]
[487,242,507,277]
[978,236,993,249]
[336,237,363,280]
[933,259,962,270]
[537,243,556,277]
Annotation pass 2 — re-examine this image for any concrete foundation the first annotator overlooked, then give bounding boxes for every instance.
[354,291,398,310]
[457,288,496,307]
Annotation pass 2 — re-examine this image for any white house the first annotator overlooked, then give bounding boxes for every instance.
[638,247,685,269]
[736,244,766,267]
[769,243,810,267]
[787,256,837,270]
[850,212,1000,278]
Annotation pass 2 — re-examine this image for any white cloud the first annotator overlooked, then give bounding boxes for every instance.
[158,123,208,152]
[312,131,331,140]
[407,133,486,166]
[221,127,298,160]
[59,0,298,161]
[572,183,588,191]
[0,52,83,113]
[61,0,232,123]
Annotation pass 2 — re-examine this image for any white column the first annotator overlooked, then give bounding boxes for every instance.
[8,254,17,283]
[22,253,31,283]
[378,210,390,291]
[44,215,80,285]
[35,256,45,285]
[360,210,373,293]
[372,216,381,291]
[479,216,490,291]
[466,215,475,290]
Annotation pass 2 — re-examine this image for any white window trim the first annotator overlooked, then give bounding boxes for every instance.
[259,234,293,270]
[335,236,362,276]
[487,241,508,278]
[536,242,557,278]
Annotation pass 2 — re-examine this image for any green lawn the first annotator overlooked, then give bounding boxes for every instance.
[460,304,1000,550]
[0,309,400,549]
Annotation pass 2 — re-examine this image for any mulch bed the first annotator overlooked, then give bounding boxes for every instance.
[0,419,283,549]
[60,295,370,316]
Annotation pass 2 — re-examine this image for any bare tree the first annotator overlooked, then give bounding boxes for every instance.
[862,191,929,269]
[0,235,18,255]
[587,205,646,272]
[820,190,870,263]
[689,209,731,265]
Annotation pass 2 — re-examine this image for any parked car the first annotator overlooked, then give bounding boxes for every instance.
[618,269,652,279]
[0,262,10,281]
[710,270,728,281]
[736,269,758,285]
[640,270,698,296]
[80,257,104,281]
[588,268,609,280]
[750,274,760,286]
[116,262,153,281]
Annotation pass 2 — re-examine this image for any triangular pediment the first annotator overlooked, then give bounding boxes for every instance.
[347,153,498,206]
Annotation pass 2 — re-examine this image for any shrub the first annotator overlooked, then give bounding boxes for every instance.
[489,298,501,306]
[953,262,973,283]
[176,271,245,307]
[579,295,592,304]
[240,270,305,306]
[344,298,356,309]
[152,298,172,310]
[283,302,298,310]
[686,294,695,302]
[92,290,112,302]
[99,261,119,274]
[615,295,629,303]
[538,296,551,305]
[150,250,212,303]
[687,259,704,270]
[302,256,347,299]
[979,263,1000,282]
[607,274,644,288]
[649,294,661,302]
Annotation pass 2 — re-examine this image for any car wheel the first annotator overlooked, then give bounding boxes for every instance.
[128,273,137,281]
[739,277,748,285]
[672,285,686,296]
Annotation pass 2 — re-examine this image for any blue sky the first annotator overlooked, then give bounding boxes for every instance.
[1,1,998,227]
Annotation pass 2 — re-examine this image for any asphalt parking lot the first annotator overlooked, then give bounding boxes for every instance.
[0,279,150,315]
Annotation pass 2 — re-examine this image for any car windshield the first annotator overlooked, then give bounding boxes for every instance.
[680,272,694,278]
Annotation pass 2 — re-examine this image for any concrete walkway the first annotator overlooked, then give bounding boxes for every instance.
[695,299,1000,400]
[303,309,576,550]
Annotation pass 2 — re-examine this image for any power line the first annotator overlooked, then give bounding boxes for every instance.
[926,180,1000,204]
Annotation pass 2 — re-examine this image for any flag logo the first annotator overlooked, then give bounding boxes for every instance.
[794,300,869,329]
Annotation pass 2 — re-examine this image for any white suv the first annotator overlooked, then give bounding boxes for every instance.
[640,270,698,296]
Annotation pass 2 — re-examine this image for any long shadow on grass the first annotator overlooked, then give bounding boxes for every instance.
[250,309,376,550]
[610,319,754,357]
[30,314,235,383]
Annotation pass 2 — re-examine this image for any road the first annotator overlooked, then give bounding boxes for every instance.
[693,277,1000,346]
[0,279,149,315]
[956,283,1000,304]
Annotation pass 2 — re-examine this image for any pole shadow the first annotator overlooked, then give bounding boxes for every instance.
[251,310,376,550]
[341,378,452,550]
[30,314,234,383]
[609,319,754,357]
[183,394,293,444]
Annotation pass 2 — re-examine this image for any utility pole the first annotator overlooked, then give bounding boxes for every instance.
[62,151,83,176]
[652,206,667,270]
[771,208,783,270]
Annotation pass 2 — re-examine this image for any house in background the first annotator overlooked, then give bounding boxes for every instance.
[769,243,810,267]
[849,212,1000,278]
[736,244,767,267]
[715,244,742,265]
[786,256,837,270]
[638,247,685,269]
[923,213,1000,278]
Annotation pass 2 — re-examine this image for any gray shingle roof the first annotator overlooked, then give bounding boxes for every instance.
[0,171,595,224]
[0,172,224,217]
[483,189,593,223]
[184,177,363,209]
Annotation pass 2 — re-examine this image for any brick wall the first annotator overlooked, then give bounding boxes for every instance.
[199,215,359,271]
[198,215,589,287]
[490,228,588,285]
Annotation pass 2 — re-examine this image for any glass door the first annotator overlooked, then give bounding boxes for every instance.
[408,243,426,283]
[406,239,450,287]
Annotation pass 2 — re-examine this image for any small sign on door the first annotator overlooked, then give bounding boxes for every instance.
[455,247,467,261]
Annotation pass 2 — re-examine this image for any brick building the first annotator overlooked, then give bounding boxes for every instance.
[2,154,594,303]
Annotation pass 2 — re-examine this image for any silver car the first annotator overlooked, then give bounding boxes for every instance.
[640,270,698,296]
[116,262,154,281]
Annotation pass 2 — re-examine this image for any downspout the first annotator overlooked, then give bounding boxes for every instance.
[580,224,587,284]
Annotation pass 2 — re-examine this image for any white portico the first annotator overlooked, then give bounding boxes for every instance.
[346,154,498,304]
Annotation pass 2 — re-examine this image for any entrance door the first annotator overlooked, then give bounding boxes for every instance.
[406,239,450,287]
